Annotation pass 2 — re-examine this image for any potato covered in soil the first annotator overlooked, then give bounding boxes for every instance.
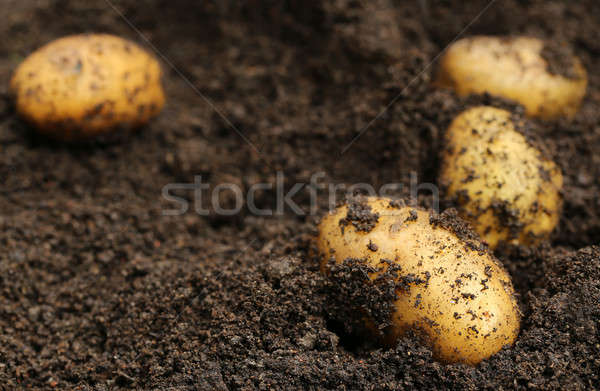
[9,34,165,140]
[440,106,563,249]
[435,36,587,119]
[317,197,520,365]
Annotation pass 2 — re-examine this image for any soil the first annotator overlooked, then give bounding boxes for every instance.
[1,0,600,389]
[338,197,380,233]
[541,40,581,80]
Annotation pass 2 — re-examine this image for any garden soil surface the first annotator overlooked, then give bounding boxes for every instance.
[1,0,600,389]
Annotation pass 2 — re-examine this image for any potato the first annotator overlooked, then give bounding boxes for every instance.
[317,196,520,365]
[440,106,563,249]
[435,36,587,119]
[9,34,165,140]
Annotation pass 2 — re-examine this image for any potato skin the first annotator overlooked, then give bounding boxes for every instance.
[9,34,165,140]
[440,106,563,249]
[317,197,520,365]
[436,36,587,119]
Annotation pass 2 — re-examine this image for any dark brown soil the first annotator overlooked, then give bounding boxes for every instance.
[541,40,581,80]
[339,197,380,233]
[1,0,600,389]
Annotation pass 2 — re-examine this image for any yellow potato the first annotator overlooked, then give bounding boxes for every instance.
[436,36,587,119]
[317,196,520,365]
[440,106,563,249]
[10,34,165,140]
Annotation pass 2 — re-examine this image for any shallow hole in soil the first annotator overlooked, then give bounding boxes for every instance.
[325,317,367,353]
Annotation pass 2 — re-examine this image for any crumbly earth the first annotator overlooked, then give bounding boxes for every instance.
[541,40,581,80]
[1,0,599,389]
[338,197,380,233]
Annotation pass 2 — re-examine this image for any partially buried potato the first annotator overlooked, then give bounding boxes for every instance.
[317,196,520,365]
[440,106,563,249]
[436,36,587,119]
[10,34,165,140]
